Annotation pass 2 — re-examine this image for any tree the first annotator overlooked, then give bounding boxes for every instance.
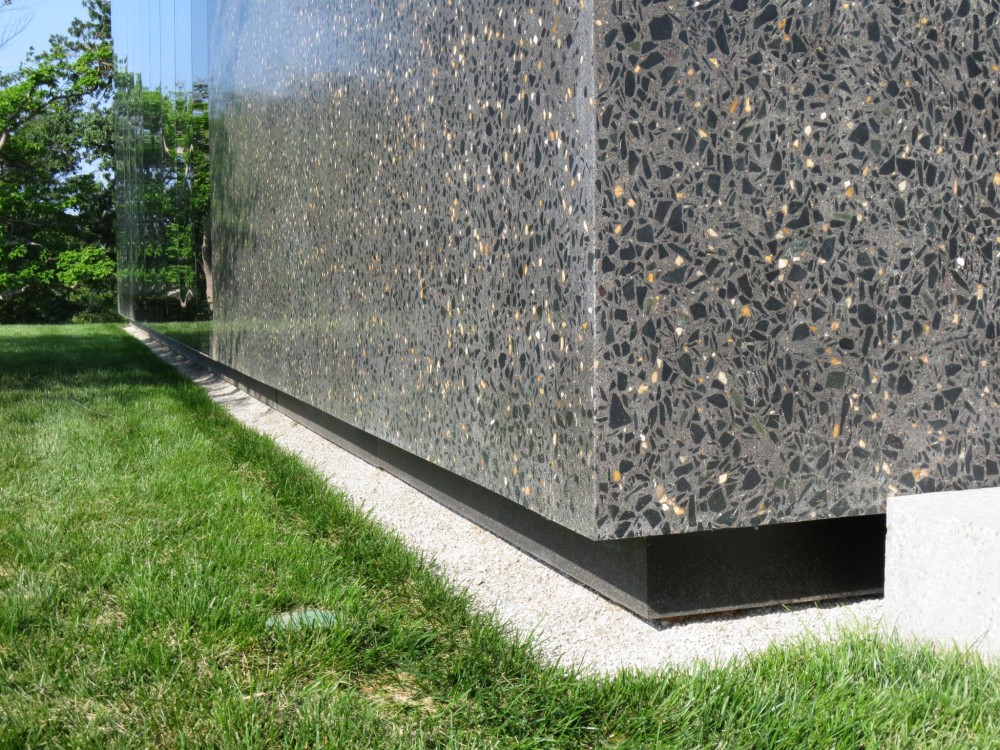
[0,1,31,53]
[0,0,115,322]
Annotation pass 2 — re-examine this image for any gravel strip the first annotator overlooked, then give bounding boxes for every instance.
[127,325,883,674]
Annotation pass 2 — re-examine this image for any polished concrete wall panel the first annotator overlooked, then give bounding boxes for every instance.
[116,1,1000,542]
[592,0,1000,536]
[208,0,600,536]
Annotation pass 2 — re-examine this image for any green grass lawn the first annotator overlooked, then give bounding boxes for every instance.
[1,324,999,749]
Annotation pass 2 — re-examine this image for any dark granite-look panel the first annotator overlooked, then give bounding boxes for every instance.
[209,0,600,535]
[116,0,1000,543]
[593,0,1000,537]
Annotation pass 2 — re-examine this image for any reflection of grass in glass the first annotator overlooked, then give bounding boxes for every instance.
[146,320,213,354]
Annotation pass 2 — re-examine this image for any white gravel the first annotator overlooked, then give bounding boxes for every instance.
[127,325,884,675]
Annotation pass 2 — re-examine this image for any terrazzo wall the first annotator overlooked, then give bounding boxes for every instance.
[592,0,1000,537]
[117,0,1000,541]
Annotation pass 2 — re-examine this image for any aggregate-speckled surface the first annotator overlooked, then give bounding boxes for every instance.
[593,0,1000,536]
[209,0,600,536]
[116,0,1000,541]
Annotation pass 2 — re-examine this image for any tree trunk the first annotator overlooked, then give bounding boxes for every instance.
[200,214,213,311]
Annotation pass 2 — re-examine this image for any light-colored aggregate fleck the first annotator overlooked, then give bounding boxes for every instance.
[128,325,883,675]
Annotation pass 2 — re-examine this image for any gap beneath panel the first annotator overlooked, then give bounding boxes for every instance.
[129,321,884,620]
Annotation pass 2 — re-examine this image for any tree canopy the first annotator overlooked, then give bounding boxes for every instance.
[0,0,115,323]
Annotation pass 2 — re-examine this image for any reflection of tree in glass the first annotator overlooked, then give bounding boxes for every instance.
[163,82,212,313]
[117,77,211,322]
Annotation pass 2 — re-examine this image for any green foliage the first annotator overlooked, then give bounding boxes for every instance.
[0,0,116,323]
[55,243,115,288]
[116,73,212,323]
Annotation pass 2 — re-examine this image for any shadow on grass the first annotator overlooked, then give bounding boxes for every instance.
[0,324,204,397]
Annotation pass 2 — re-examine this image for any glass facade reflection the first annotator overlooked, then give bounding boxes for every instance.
[114,0,212,353]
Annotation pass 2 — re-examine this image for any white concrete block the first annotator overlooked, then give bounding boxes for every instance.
[884,488,1000,660]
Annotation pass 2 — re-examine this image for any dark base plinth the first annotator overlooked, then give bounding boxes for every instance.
[132,321,886,619]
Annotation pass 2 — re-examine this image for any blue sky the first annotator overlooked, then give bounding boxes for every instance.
[0,0,88,75]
